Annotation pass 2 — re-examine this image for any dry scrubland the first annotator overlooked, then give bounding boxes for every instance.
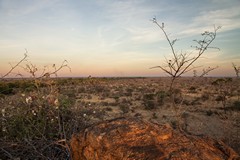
[0,77,240,159]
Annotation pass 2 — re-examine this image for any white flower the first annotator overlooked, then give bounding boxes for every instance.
[83,113,87,117]
[54,99,59,106]
[21,94,25,97]
[2,127,6,132]
[1,109,5,117]
[26,96,32,104]
[93,111,96,114]
[32,110,36,116]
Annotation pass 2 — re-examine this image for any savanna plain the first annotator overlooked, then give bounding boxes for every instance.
[0,76,240,159]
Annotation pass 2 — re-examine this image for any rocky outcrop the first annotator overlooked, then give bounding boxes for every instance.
[70,117,239,160]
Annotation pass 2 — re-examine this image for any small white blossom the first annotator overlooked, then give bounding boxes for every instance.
[2,109,5,117]
[26,96,32,104]
[21,94,25,97]
[54,99,59,106]
[93,111,96,114]
[32,110,36,115]
[2,127,6,132]
[83,113,87,117]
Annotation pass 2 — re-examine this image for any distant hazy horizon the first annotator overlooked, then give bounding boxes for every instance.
[1,0,240,77]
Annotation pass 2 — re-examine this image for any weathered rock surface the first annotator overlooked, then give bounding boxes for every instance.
[70,117,239,160]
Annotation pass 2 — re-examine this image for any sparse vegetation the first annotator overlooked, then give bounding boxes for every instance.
[212,78,233,108]
[229,100,240,111]
[201,91,210,101]
[156,90,169,106]
[119,104,130,114]
[1,76,240,157]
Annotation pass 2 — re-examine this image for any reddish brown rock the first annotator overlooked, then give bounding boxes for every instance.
[70,117,239,160]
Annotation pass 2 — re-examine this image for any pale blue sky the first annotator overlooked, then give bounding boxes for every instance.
[0,0,240,77]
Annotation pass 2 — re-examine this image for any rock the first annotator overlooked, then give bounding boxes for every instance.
[70,117,239,160]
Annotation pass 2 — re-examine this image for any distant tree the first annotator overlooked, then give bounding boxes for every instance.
[232,63,240,78]
[150,17,221,91]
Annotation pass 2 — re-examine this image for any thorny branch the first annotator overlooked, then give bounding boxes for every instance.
[41,60,71,78]
[0,49,28,79]
[193,66,219,77]
[0,49,71,79]
[21,60,71,79]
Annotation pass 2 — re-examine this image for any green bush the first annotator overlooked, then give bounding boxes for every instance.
[143,93,155,100]
[201,92,210,101]
[156,90,169,106]
[143,100,156,110]
[230,100,240,111]
[0,82,14,95]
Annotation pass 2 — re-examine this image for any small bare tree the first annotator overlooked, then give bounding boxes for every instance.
[232,63,240,78]
[150,17,221,91]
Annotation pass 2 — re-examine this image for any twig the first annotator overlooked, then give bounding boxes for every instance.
[1,148,13,159]
[199,66,218,77]
[1,50,28,79]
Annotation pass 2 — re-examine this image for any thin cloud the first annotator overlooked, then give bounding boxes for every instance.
[178,5,240,37]
[0,0,58,17]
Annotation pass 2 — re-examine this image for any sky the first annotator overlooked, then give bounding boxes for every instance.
[0,0,240,77]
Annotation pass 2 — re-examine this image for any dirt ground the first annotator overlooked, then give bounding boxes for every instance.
[70,77,240,154]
